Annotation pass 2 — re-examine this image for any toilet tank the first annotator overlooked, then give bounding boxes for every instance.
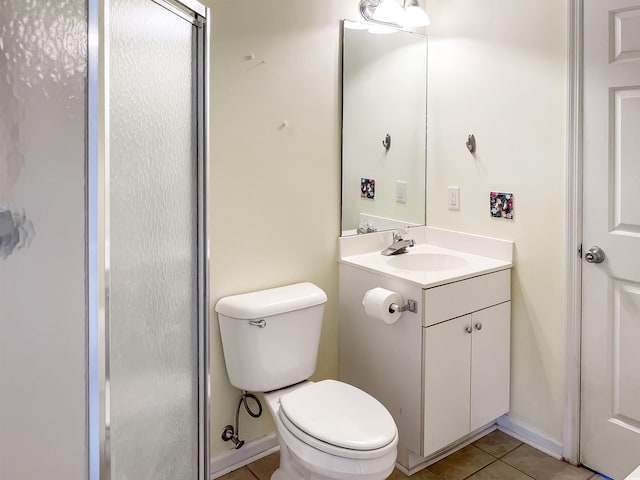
[215,282,327,392]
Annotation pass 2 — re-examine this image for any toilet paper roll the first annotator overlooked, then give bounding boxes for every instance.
[362,287,402,324]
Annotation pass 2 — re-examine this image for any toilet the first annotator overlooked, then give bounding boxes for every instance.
[215,282,398,480]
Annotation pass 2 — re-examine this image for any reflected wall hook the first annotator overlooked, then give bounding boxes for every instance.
[466,134,476,154]
[382,133,391,152]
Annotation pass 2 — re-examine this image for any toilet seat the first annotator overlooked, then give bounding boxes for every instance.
[278,380,397,459]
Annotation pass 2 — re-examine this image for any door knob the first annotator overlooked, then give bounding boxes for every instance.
[585,246,605,264]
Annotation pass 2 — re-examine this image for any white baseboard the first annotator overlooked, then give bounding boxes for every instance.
[497,415,563,459]
[210,434,280,479]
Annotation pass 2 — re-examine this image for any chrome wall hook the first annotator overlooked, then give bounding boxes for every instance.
[382,133,391,152]
[466,134,476,154]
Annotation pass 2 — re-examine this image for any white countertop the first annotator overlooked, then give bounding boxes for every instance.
[339,242,512,289]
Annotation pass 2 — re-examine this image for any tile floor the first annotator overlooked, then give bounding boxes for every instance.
[217,430,597,480]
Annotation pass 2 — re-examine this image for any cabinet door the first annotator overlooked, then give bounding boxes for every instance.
[423,315,472,456]
[470,301,511,431]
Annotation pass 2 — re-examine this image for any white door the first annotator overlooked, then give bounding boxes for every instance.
[581,1,640,477]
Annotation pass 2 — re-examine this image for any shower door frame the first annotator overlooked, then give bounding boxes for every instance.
[87,1,210,479]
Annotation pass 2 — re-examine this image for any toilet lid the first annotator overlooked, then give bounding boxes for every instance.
[279,380,397,451]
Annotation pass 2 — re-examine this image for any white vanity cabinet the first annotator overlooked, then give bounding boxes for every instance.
[338,258,511,471]
[421,269,511,456]
[423,301,511,455]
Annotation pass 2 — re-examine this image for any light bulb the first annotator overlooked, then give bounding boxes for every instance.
[371,0,404,24]
[402,0,430,27]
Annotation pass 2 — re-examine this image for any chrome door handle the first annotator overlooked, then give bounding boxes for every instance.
[474,323,482,331]
[465,326,472,334]
[585,246,605,264]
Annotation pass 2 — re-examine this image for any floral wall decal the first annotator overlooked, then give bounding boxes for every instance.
[490,192,514,220]
[361,178,375,200]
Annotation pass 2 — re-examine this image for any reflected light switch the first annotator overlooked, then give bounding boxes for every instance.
[396,181,407,203]
[448,186,460,210]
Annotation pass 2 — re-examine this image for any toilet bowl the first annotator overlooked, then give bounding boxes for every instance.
[264,380,397,480]
[215,283,399,480]
[264,380,398,480]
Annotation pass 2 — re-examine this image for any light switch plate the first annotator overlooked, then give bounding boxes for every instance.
[448,186,460,210]
[396,180,407,203]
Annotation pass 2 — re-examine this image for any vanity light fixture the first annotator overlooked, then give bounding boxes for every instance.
[359,0,430,29]
[402,0,430,27]
[371,0,404,24]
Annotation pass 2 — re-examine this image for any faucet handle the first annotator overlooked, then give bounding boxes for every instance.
[393,227,408,242]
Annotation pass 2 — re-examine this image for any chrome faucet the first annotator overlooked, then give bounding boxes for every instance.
[357,221,377,235]
[381,228,415,256]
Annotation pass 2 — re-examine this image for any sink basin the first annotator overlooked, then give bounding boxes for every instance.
[340,233,513,288]
[386,253,468,272]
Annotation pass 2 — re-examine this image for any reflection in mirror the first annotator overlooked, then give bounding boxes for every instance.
[341,20,427,236]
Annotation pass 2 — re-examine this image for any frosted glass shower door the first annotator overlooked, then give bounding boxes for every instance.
[108,1,205,479]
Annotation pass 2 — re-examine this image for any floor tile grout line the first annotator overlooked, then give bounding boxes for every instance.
[459,457,498,480]
[426,444,498,480]
[427,450,497,480]
[495,459,538,480]
[472,439,524,459]
[500,445,546,480]
[498,442,524,458]
[460,445,497,480]
[244,466,261,480]
[480,444,522,458]
[460,457,540,480]
[499,443,532,477]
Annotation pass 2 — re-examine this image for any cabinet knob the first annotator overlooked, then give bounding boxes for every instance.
[465,326,472,334]
[475,323,483,331]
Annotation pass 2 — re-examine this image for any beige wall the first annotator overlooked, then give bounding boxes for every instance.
[208,0,360,456]
[426,0,567,442]
[207,0,568,459]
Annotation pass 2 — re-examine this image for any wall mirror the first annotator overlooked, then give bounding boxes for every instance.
[341,20,427,236]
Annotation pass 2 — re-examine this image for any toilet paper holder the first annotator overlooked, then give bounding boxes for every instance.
[389,299,418,314]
